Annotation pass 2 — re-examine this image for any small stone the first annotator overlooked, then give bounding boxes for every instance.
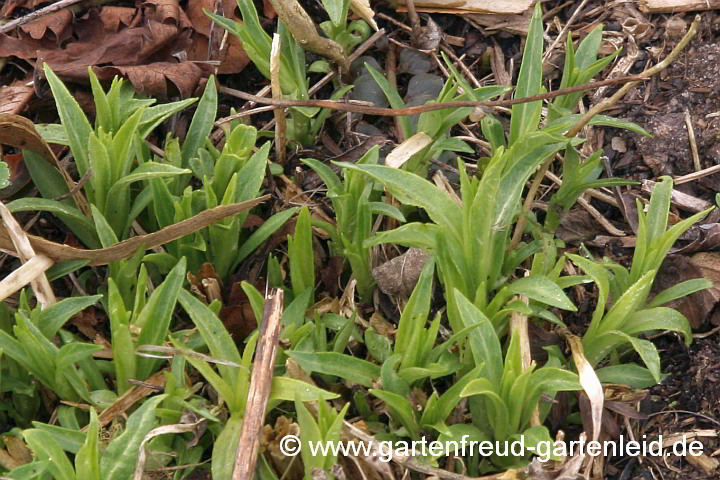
[350,73,389,108]
[405,73,444,101]
[665,16,687,38]
[351,56,383,78]
[611,136,627,153]
[398,49,432,75]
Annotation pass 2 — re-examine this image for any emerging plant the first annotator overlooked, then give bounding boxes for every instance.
[174,289,338,480]
[295,395,350,479]
[0,292,103,403]
[22,397,167,480]
[9,66,195,243]
[302,146,405,300]
[208,3,348,146]
[147,122,295,281]
[107,259,186,393]
[339,156,577,335]
[317,0,372,54]
[568,177,712,386]
[454,292,581,468]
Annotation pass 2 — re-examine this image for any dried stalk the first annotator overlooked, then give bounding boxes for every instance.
[232,289,284,480]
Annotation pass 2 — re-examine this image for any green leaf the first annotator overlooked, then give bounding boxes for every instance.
[509,3,544,144]
[56,343,104,373]
[7,198,98,248]
[0,160,9,189]
[178,289,242,387]
[454,291,503,391]
[29,422,86,454]
[337,163,462,240]
[286,351,380,387]
[100,395,166,480]
[458,377,510,441]
[622,307,692,346]
[35,295,102,339]
[234,208,299,267]
[139,98,197,140]
[365,65,412,138]
[269,377,339,401]
[135,258,186,379]
[75,409,101,480]
[595,364,662,388]
[369,389,420,440]
[363,222,440,250]
[212,415,243,480]
[23,430,76,480]
[288,207,315,300]
[368,201,406,222]
[301,158,343,193]
[182,76,218,165]
[507,275,577,311]
[44,64,92,176]
[648,279,712,308]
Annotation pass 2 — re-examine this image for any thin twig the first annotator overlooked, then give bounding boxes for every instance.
[217,70,676,118]
[232,289,284,480]
[684,109,701,172]
[674,163,720,185]
[543,0,591,62]
[214,29,386,127]
[0,0,85,34]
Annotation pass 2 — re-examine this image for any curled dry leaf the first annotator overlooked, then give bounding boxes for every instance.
[558,328,603,444]
[0,196,269,265]
[372,248,430,297]
[0,1,213,97]
[0,78,34,115]
[350,0,378,31]
[20,9,73,42]
[94,62,213,98]
[133,420,207,480]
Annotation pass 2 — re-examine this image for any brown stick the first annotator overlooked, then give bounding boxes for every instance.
[232,289,284,480]
[0,0,85,34]
[217,71,665,119]
[638,0,720,13]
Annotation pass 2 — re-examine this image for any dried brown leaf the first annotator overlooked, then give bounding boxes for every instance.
[0,196,269,265]
[19,9,73,42]
[0,79,34,115]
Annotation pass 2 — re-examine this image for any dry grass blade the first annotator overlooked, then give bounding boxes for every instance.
[0,254,54,303]
[133,420,206,480]
[136,345,247,369]
[385,133,432,169]
[557,325,603,477]
[270,34,287,165]
[0,196,269,265]
[232,289,284,480]
[0,201,56,307]
[90,370,167,429]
